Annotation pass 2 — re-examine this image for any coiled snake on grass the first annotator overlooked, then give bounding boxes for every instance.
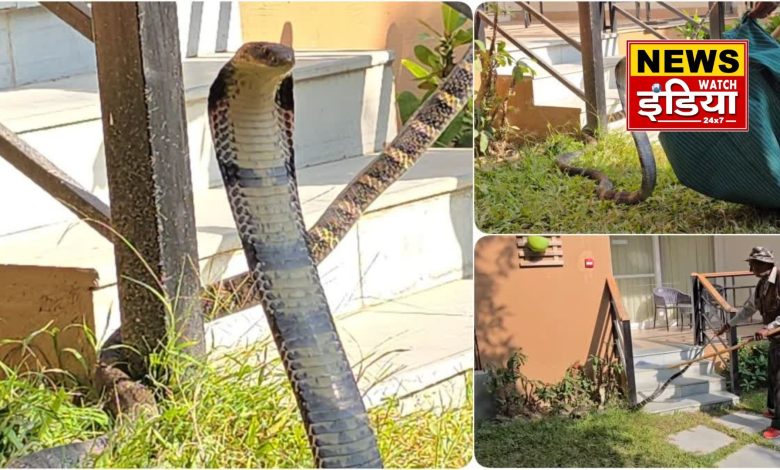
[555,57,657,204]
[207,42,473,467]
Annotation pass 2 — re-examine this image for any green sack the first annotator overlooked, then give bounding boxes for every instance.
[659,18,780,208]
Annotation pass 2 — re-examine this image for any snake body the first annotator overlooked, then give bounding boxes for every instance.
[555,57,656,204]
[208,43,380,468]
[208,42,472,468]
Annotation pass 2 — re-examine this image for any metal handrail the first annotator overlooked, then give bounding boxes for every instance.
[692,271,759,395]
[610,4,667,39]
[514,2,582,52]
[657,1,711,35]
[477,10,586,101]
[606,276,636,404]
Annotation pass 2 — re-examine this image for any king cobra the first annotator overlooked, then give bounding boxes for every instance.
[207,42,473,468]
[5,29,472,470]
[555,57,657,204]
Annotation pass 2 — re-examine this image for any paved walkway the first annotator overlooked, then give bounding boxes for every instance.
[666,411,780,466]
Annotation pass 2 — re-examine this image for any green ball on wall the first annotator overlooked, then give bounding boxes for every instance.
[527,236,550,253]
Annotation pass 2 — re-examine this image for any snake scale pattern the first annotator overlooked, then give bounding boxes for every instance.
[555,57,657,204]
[208,42,472,468]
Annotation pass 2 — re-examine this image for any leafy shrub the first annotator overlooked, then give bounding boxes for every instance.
[737,340,769,393]
[485,351,625,420]
[397,3,473,148]
[474,3,534,158]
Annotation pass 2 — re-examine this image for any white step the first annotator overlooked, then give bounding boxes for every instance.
[636,374,728,401]
[633,345,706,366]
[641,390,739,414]
[501,33,619,66]
[523,56,623,105]
[206,278,474,413]
[0,147,472,343]
[0,50,397,236]
[634,361,719,382]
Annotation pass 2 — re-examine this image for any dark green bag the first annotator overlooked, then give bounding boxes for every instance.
[659,18,780,208]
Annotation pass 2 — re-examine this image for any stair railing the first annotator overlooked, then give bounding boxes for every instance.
[609,3,667,38]
[606,276,637,405]
[476,8,585,101]
[478,2,614,130]
[691,271,759,394]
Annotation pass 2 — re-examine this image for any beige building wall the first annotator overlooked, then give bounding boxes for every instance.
[239,2,470,94]
[0,265,98,381]
[475,235,616,384]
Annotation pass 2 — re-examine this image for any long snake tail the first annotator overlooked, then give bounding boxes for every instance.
[308,45,474,263]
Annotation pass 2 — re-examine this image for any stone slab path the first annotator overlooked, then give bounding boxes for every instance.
[667,412,780,466]
[668,425,734,454]
[715,411,771,435]
[718,444,780,467]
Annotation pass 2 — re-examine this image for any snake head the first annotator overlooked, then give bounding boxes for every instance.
[233,42,295,73]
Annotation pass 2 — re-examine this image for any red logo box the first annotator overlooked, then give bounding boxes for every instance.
[626,40,749,132]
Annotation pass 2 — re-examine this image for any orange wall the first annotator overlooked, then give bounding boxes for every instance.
[475,235,615,384]
[239,2,471,94]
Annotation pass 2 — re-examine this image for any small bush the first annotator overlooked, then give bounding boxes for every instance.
[729,341,770,393]
[485,351,625,420]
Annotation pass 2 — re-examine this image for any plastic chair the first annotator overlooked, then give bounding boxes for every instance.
[653,287,693,331]
[701,283,727,328]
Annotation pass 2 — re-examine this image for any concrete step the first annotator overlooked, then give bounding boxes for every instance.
[636,374,728,402]
[0,50,397,236]
[633,344,705,366]
[634,361,720,386]
[206,278,473,413]
[522,56,623,105]
[0,147,472,343]
[641,390,739,414]
[501,33,619,66]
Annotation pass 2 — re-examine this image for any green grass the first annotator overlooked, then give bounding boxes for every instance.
[475,131,780,233]
[0,339,472,468]
[736,388,769,415]
[0,367,109,463]
[475,403,776,467]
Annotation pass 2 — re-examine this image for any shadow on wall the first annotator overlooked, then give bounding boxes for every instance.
[474,236,522,368]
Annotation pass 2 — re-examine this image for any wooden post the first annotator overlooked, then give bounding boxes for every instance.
[92,2,204,375]
[578,2,607,133]
[709,2,725,39]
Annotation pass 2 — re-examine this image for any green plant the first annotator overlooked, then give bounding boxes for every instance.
[474,3,534,157]
[676,13,710,39]
[0,323,472,468]
[0,364,110,465]
[536,356,624,417]
[723,340,769,393]
[762,14,780,39]
[484,350,541,418]
[397,3,473,148]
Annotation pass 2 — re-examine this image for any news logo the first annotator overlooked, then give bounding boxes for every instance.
[626,40,749,132]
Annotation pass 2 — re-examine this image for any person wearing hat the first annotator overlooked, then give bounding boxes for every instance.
[715,246,780,439]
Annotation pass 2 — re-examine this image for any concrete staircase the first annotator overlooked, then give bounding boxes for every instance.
[0,50,398,235]
[0,46,473,411]
[497,33,625,129]
[633,344,739,414]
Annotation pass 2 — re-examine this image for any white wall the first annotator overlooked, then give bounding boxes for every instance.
[714,236,780,273]
[0,2,242,90]
[0,3,95,89]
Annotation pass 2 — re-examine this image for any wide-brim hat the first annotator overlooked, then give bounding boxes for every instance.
[746,246,775,264]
